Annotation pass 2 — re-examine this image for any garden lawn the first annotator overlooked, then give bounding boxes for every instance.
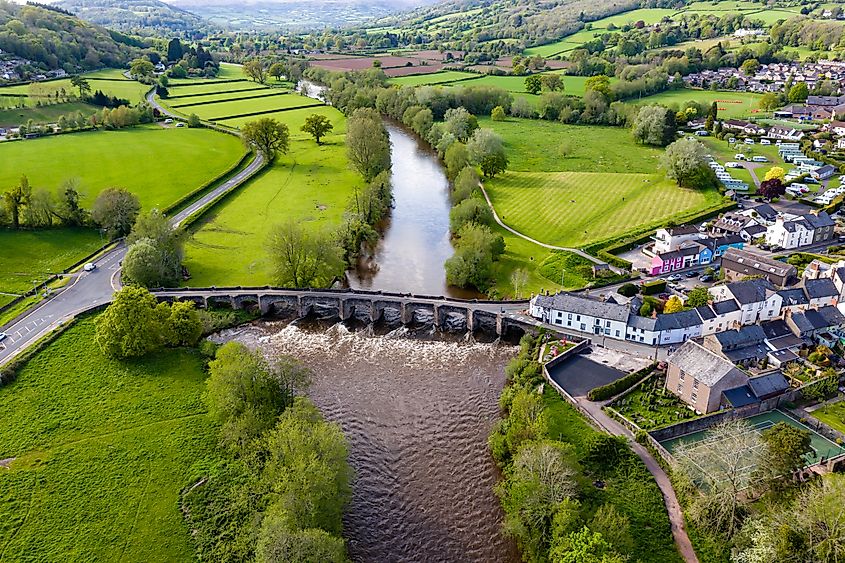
[484,171,722,248]
[633,89,764,119]
[812,399,845,435]
[0,101,96,128]
[0,229,103,294]
[177,93,323,122]
[0,316,221,561]
[388,70,480,87]
[184,128,361,286]
[478,117,662,173]
[0,125,244,209]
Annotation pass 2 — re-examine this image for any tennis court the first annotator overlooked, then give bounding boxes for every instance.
[662,410,845,468]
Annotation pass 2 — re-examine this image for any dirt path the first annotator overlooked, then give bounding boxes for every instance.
[578,398,700,563]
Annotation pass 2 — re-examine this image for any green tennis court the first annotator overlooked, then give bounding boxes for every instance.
[662,410,845,467]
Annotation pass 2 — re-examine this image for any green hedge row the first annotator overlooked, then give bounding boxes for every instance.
[588,363,657,402]
[641,279,666,295]
[207,102,323,122]
[169,90,292,109]
[163,150,253,216]
[166,86,274,100]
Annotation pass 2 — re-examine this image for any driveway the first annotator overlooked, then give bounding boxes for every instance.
[547,355,627,397]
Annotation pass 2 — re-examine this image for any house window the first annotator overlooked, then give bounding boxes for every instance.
[693,379,699,390]
[677,384,683,393]
[691,392,698,402]
[615,330,620,337]
[639,336,644,342]
[605,328,611,335]
[576,315,581,321]
[606,320,611,328]
[679,371,685,381]
[567,313,572,320]
[580,323,586,331]
[567,321,572,327]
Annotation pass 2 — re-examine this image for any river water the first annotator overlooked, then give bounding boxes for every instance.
[218,322,520,563]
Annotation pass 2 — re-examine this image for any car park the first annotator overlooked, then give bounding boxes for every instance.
[666,274,682,282]
[684,270,698,278]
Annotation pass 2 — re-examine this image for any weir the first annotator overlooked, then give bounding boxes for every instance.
[152,288,531,337]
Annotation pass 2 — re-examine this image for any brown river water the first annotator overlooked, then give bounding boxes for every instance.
[217,321,520,563]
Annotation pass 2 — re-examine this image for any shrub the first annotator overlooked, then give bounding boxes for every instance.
[640,280,666,295]
[588,365,656,402]
[617,283,638,297]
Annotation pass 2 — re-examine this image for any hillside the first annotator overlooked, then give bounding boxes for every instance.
[55,0,211,37]
[0,2,141,72]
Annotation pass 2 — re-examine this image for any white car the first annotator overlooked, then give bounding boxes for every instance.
[728,137,736,143]
[751,156,768,162]
[745,138,755,145]
[164,118,173,124]
[83,263,97,272]
[725,162,742,168]
[735,153,746,160]
[760,139,771,145]
[0,332,7,342]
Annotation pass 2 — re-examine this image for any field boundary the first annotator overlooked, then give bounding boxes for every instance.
[165,87,273,100]
[169,90,294,109]
[208,102,325,122]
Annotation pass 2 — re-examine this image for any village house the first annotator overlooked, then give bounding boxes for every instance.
[665,340,749,414]
[722,371,791,409]
[785,305,845,339]
[652,225,702,254]
[709,279,783,325]
[529,293,629,340]
[765,212,835,249]
[720,247,797,287]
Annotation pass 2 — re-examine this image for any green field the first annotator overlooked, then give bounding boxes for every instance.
[485,171,722,248]
[0,229,104,295]
[634,88,764,119]
[0,316,220,560]
[218,104,346,135]
[0,69,150,104]
[479,116,662,173]
[0,125,244,210]
[184,109,361,286]
[170,93,322,122]
[168,89,291,108]
[444,73,613,99]
[0,101,97,128]
[166,80,268,97]
[388,70,480,87]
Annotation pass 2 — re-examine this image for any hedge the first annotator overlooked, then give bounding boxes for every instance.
[588,363,657,401]
[169,90,293,109]
[162,150,253,216]
[166,86,276,100]
[207,102,324,122]
[641,280,666,295]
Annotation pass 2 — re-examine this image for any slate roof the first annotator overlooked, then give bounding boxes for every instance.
[790,306,845,333]
[723,248,796,278]
[658,245,702,261]
[664,225,700,236]
[723,385,760,408]
[533,292,631,322]
[804,211,835,229]
[778,287,810,307]
[801,278,839,299]
[627,313,657,331]
[714,325,767,350]
[668,341,745,387]
[744,224,767,237]
[725,279,776,305]
[768,348,800,363]
[760,319,792,339]
[713,299,741,314]
[695,305,716,321]
[655,309,703,330]
[748,371,790,399]
[748,203,778,222]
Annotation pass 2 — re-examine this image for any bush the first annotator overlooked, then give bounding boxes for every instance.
[618,283,638,297]
[640,280,666,295]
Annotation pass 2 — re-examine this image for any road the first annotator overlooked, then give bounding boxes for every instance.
[0,91,265,367]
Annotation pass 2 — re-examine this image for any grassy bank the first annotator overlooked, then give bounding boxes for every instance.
[0,316,221,560]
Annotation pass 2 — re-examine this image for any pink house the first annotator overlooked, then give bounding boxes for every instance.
[649,245,704,276]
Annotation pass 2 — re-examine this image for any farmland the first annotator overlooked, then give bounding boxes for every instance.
[0,229,103,295]
[633,89,764,119]
[0,125,245,210]
[388,70,480,87]
[0,316,220,561]
[184,109,361,286]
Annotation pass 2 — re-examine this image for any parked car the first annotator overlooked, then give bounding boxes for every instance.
[163,118,173,124]
[684,270,698,278]
[698,274,714,282]
[735,153,747,160]
[666,274,682,282]
[759,243,771,250]
[744,138,755,145]
[175,122,186,127]
[751,156,768,162]
[726,162,742,168]
[83,263,97,272]
[761,139,771,145]
[0,332,6,342]
[728,137,736,143]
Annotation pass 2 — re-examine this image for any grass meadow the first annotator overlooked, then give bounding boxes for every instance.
[443,73,614,99]
[166,87,289,107]
[634,89,764,119]
[484,171,721,248]
[184,113,361,286]
[388,70,480,87]
[172,93,322,122]
[0,101,96,129]
[165,80,269,97]
[0,316,220,561]
[0,125,244,210]
[0,229,103,295]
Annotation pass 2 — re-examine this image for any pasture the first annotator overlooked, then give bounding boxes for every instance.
[218,105,346,136]
[0,316,220,561]
[442,73,614,99]
[0,69,150,104]
[0,229,103,295]
[184,111,361,286]
[388,70,480,87]
[478,117,662,173]
[0,125,245,210]
[484,171,722,248]
[167,89,294,109]
[170,92,322,122]
[633,89,764,119]
[165,80,269,97]
[0,101,96,128]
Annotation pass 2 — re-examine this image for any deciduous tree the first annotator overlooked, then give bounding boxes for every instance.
[3,175,31,230]
[95,286,168,358]
[524,74,542,95]
[267,220,343,287]
[242,118,290,160]
[346,108,391,181]
[243,59,267,83]
[660,138,718,189]
[91,187,141,239]
[300,113,334,145]
[632,105,675,146]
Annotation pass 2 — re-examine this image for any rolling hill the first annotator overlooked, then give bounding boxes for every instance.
[55,0,211,36]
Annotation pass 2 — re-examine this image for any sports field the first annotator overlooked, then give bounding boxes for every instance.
[0,229,104,295]
[662,410,845,470]
[0,316,220,561]
[633,89,764,119]
[485,171,722,248]
[184,108,361,286]
[0,125,244,210]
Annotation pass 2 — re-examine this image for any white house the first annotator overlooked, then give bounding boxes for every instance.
[530,293,629,340]
[695,300,743,336]
[709,279,783,325]
[653,225,703,254]
[766,216,815,249]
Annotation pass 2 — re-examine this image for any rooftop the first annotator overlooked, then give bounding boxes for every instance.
[532,292,631,322]
[668,341,746,387]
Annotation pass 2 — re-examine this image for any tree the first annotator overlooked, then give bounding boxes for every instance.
[525,74,542,95]
[255,522,346,563]
[584,75,612,99]
[632,105,675,146]
[740,58,760,76]
[760,422,812,479]
[164,300,202,347]
[467,128,508,178]
[788,82,809,103]
[491,105,506,121]
[444,107,479,142]
[541,73,563,92]
[166,38,183,62]
[674,419,764,537]
[453,166,480,202]
[444,142,469,180]
[123,238,172,288]
[242,118,290,160]
[685,286,711,307]
[300,113,334,145]
[267,62,286,82]
[449,196,492,232]
[664,295,684,313]
[705,101,718,132]
[446,223,505,291]
[759,92,780,111]
[95,286,168,358]
[91,187,141,239]
[764,166,785,182]
[187,113,201,128]
[758,178,785,200]
[267,220,343,287]
[552,527,625,563]
[3,175,31,230]
[70,75,90,98]
[130,58,154,78]
[346,108,391,181]
[243,59,267,83]
[660,138,718,189]
[511,268,529,298]
[55,178,87,226]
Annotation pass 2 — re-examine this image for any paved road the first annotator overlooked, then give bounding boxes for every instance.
[0,92,265,367]
[476,182,624,275]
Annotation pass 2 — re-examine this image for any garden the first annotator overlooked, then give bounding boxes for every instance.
[610,372,700,430]
[812,398,845,435]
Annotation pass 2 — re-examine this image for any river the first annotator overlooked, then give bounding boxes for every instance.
[219,321,519,563]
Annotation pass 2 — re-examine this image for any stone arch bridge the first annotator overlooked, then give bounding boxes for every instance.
[151,288,532,337]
